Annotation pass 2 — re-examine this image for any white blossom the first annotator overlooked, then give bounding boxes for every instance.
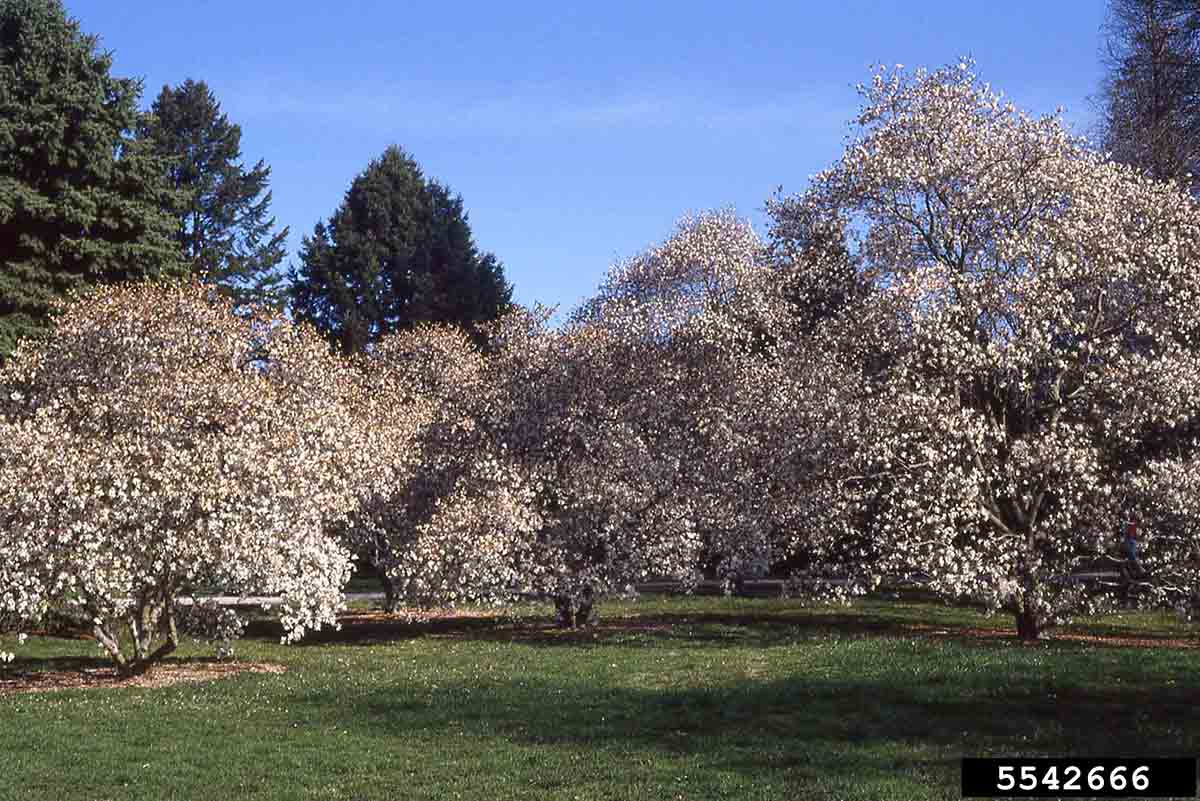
[0,282,359,673]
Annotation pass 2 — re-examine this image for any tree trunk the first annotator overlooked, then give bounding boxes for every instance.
[554,595,576,628]
[126,602,179,676]
[93,622,128,674]
[96,612,180,677]
[577,598,595,627]
[554,589,596,629]
[380,575,401,614]
[1015,608,1041,641]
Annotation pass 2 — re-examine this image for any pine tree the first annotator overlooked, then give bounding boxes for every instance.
[140,79,289,308]
[0,0,184,359]
[289,145,513,354]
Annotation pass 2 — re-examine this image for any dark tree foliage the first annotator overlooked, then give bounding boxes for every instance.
[766,202,869,339]
[0,0,184,359]
[289,145,513,355]
[140,79,289,308]
[1096,0,1200,191]
[1093,1,1200,489]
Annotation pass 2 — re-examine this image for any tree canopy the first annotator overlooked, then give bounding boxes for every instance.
[774,60,1200,638]
[0,282,364,674]
[140,79,290,308]
[289,145,513,354]
[0,0,184,359]
[1095,0,1200,192]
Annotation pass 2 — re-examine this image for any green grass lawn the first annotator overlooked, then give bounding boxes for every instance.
[0,596,1196,801]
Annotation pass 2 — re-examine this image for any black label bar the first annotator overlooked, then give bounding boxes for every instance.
[962,757,1196,797]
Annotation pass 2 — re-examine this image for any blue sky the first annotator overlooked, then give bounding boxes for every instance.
[67,1,1109,317]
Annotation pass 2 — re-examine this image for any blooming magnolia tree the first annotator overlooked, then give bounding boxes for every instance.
[337,324,543,613]
[770,61,1200,638]
[451,210,860,624]
[339,308,633,624]
[481,304,705,625]
[573,210,860,594]
[0,283,360,673]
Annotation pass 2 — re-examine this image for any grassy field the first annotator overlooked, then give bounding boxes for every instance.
[0,596,1196,801]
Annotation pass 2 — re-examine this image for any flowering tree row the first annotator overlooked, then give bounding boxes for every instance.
[358,59,1200,639]
[4,61,1200,674]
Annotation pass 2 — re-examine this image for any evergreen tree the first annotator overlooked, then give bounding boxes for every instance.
[140,79,289,308]
[289,145,513,354]
[1095,0,1200,191]
[0,0,184,359]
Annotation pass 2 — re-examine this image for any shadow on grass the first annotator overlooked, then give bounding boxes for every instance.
[273,669,1200,790]
[4,654,113,673]
[9,604,1198,795]
[242,606,1197,654]
[239,611,891,649]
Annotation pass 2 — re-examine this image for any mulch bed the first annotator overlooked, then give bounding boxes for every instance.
[0,661,286,696]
